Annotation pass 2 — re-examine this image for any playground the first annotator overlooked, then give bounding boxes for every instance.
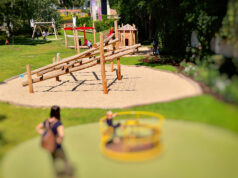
[1,1,238,177]
[0,65,201,108]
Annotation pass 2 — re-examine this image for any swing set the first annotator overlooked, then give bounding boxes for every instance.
[32,21,58,40]
[63,24,96,53]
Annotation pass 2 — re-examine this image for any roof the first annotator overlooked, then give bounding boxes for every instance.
[118,24,137,31]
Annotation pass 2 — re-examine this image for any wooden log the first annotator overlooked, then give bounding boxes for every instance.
[133,24,136,45]
[35,22,55,24]
[64,24,68,48]
[26,64,34,93]
[22,47,138,87]
[35,47,116,76]
[29,38,119,76]
[32,25,36,39]
[93,22,96,44]
[53,57,60,81]
[100,32,108,94]
[57,53,60,62]
[34,44,141,76]
[75,29,80,54]
[30,47,98,75]
[53,23,58,39]
[23,61,99,86]
[114,21,121,80]
[123,30,125,46]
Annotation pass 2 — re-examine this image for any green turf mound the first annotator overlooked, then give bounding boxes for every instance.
[2,120,238,178]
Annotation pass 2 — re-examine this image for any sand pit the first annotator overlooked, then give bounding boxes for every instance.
[0,65,202,108]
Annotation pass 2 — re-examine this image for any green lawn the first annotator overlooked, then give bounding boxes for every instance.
[3,120,238,178]
[0,32,238,177]
[0,95,238,160]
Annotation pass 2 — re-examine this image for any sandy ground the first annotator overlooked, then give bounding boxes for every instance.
[0,65,202,108]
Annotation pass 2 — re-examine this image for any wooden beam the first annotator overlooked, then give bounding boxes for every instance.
[75,29,80,54]
[53,57,60,81]
[133,24,136,45]
[26,64,34,93]
[93,22,96,44]
[53,23,58,39]
[32,24,36,39]
[100,32,108,94]
[64,24,68,48]
[115,21,121,80]
[22,47,139,87]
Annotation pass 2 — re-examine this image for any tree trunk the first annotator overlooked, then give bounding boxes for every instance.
[148,13,152,41]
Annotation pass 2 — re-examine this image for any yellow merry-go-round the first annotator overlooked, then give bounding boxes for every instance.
[99,111,165,162]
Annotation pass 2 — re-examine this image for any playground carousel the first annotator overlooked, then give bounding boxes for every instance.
[100,111,165,162]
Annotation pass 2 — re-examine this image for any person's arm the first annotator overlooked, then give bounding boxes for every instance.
[112,113,117,118]
[36,123,44,135]
[56,125,64,145]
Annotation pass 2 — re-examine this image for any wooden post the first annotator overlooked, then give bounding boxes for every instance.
[53,57,60,81]
[73,28,77,51]
[133,24,136,45]
[32,24,36,39]
[75,29,80,54]
[93,22,96,44]
[38,26,43,38]
[115,21,121,80]
[64,24,68,48]
[26,64,34,93]
[130,30,133,46]
[99,32,108,94]
[57,53,60,62]
[53,23,58,39]
[123,30,125,46]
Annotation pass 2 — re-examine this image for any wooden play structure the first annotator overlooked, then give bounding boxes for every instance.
[118,24,138,47]
[22,21,141,94]
[63,23,96,53]
[32,21,58,40]
[100,111,164,162]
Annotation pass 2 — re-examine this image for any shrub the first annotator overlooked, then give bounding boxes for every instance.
[77,16,114,32]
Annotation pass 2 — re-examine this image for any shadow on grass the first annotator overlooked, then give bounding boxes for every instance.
[135,55,181,68]
[12,37,52,45]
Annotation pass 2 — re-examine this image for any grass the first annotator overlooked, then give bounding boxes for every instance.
[0,95,238,160]
[3,121,238,178]
[111,56,177,72]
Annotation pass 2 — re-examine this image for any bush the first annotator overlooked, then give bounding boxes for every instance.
[223,76,238,104]
[181,55,238,105]
[77,16,114,32]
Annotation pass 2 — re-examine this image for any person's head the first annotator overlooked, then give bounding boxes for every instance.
[110,27,114,31]
[50,105,61,120]
[106,111,113,119]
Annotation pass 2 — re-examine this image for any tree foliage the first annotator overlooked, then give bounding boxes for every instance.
[58,0,86,9]
[110,0,228,56]
[0,0,61,36]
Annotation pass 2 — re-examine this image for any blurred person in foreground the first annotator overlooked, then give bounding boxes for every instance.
[36,105,74,178]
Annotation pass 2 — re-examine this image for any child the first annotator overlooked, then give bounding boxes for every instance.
[105,111,121,144]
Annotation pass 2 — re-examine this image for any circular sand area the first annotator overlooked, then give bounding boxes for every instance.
[2,120,238,178]
[0,65,202,108]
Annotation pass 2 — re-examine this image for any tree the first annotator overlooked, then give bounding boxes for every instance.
[109,0,228,57]
[58,0,86,9]
[0,0,61,37]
